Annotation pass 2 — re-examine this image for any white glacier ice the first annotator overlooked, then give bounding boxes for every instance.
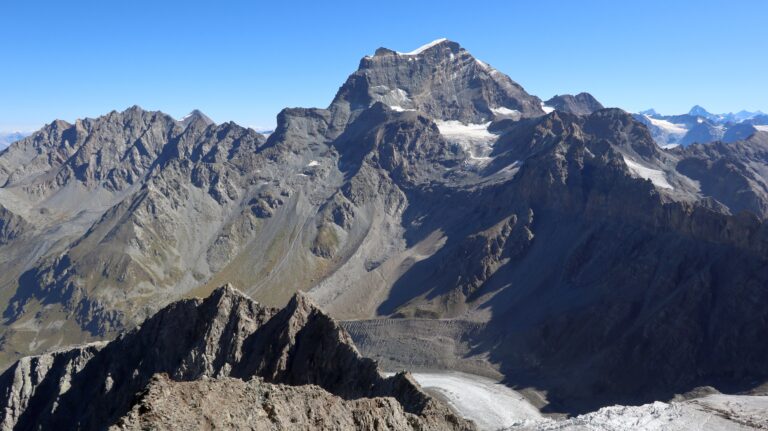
[623,156,674,190]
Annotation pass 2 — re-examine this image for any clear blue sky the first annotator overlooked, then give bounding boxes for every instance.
[2,0,766,132]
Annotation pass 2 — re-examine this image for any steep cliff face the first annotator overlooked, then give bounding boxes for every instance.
[0,285,473,430]
[330,39,544,126]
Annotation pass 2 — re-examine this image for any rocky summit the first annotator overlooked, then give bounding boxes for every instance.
[0,285,473,430]
[0,38,767,419]
[544,93,604,116]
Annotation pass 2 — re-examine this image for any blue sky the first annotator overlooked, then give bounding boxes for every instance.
[1,0,766,132]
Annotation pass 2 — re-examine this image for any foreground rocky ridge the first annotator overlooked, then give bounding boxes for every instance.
[0,39,767,414]
[0,285,473,430]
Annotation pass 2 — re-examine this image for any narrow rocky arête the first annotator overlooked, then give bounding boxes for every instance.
[0,285,474,430]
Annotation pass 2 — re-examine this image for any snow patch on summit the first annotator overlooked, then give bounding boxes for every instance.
[397,38,448,56]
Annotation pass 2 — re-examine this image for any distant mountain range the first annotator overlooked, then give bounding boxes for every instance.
[0,131,30,149]
[635,106,768,148]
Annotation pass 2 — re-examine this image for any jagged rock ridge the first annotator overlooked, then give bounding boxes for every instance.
[544,93,604,115]
[0,285,473,430]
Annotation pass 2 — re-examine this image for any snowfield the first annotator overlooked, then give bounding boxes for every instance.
[435,120,497,164]
[755,125,768,132]
[492,107,521,119]
[507,395,768,430]
[623,156,674,190]
[400,372,542,430]
[396,371,768,431]
[642,115,689,147]
[389,105,415,112]
[645,116,688,135]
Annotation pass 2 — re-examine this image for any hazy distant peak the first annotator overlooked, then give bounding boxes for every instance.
[179,109,215,127]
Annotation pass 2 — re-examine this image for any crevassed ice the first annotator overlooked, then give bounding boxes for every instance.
[623,156,674,190]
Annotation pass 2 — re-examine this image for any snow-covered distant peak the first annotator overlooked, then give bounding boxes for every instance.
[541,104,555,114]
[0,131,31,149]
[688,105,713,118]
[397,38,448,56]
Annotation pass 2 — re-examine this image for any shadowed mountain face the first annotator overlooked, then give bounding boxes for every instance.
[0,286,472,430]
[0,39,767,414]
